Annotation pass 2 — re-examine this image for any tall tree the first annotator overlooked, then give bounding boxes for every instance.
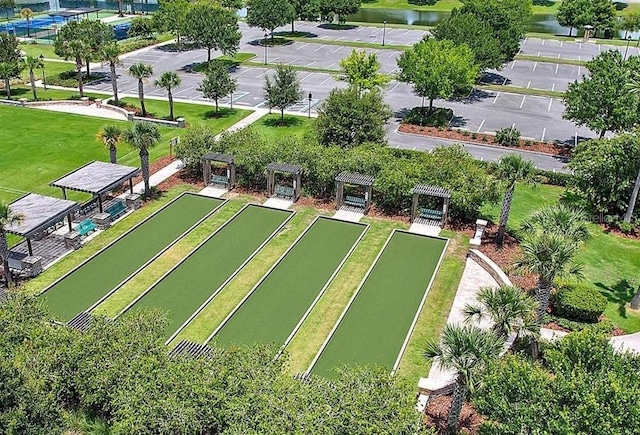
[556,0,590,37]
[564,50,640,138]
[339,49,390,94]
[19,7,33,37]
[288,0,312,33]
[0,202,23,286]
[311,0,361,24]
[619,11,640,40]
[197,61,237,113]
[101,42,121,105]
[23,55,43,100]
[0,33,22,98]
[154,71,181,121]
[493,154,537,246]
[152,0,189,44]
[128,63,153,117]
[0,0,15,21]
[123,122,161,196]
[54,22,91,96]
[397,38,479,111]
[263,64,302,121]
[127,16,155,40]
[97,125,123,164]
[590,0,616,36]
[424,325,502,434]
[184,3,241,62]
[0,61,20,98]
[78,19,115,77]
[246,0,294,39]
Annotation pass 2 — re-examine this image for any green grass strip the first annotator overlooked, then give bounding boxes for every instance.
[122,205,293,340]
[309,231,447,378]
[211,217,367,348]
[42,194,224,322]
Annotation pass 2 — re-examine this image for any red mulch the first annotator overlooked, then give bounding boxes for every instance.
[399,124,571,157]
[425,396,484,434]
[598,223,640,240]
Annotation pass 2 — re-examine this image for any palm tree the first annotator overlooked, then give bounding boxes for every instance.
[464,285,539,341]
[515,232,583,322]
[154,71,181,121]
[424,325,502,434]
[23,55,43,100]
[128,63,153,117]
[0,202,24,287]
[97,125,122,164]
[20,8,33,37]
[66,39,88,98]
[101,43,121,105]
[521,203,591,245]
[122,122,161,196]
[494,154,537,246]
[624,168,640,223]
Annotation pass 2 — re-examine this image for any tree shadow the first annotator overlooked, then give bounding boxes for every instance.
[248,37,293,47]
[479,72,511,86]
[553,134,592,149]
[156,42,199,52]
[449,115,469,128]
[613,2,629,11]
[532,0,555,6]
[318,23,358,31]
[262,115,303,127]
[595,279,637,319]
[450,89,494,104]
[273,30,317,38]
[393,107,411,121]
[202,107,237,119]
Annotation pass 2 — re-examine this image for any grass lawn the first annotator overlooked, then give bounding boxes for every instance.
[481,182,640,333]
[310,231,448,378]
[212,217,366,347]
[18,43,64,60]
[125,205,292,340]
[4,86,106,102]
[360,0,559,14]
[249,114,315,141]
[41,194,223,322]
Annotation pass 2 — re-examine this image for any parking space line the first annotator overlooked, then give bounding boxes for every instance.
[296,43,309,51]
[527,80,531,89]
[403,29,411,35]
[519,95,526,109]
[547,99,553,112]
[532,61,537,71]
[337,37,345,41]
[552,83,555,92]
[314,45,327,52]
[510,60,516,69]
[578,66,581,75]
[299,73,313,82]
[387,51,397,58]
[305,61,316,67]
[541,39,545,46]
[236,68,252,76]
[356,27,364,32]
[555,64,559,74]
[541,127,546,142]
[257,70,269,78]
[560,41,563,47]
[174,86,193,95]
[492,92,500,105]
[476,119,485,133]
[390,82,400,92]
[327,63,336,69]
[320,76,333,85]
[331,46,342,54]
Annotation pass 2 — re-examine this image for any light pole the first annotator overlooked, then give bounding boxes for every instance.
[625,35,632,60]
[308,92,312,118]
[264,32,268,65]
[39,54,46,90]
[382,20,387,47]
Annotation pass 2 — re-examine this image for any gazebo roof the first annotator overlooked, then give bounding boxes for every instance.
[202,153,234,164]
[50,161,140,196]
[266,162,303,174]
[413,184,451,199]
[6,193,79,238]
[48,7,100,17]
[335,172,375,187]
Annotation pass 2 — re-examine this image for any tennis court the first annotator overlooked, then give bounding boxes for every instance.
[309,231,447,378]
[210,217,367,348]
[121,204,293,341]
[42,193,224,322]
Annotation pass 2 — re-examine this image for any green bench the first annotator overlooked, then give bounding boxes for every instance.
[275,185,294,198]
[106,200,127,220]
[210,174,229,186]
[345,195,366,208]
[419,208,443,221]
[74,218,97,236]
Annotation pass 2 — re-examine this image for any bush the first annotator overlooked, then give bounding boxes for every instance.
[408,0,437,4]
[543,314,614,333]
[554,282,607,322]
[118,38,160,54]
[403,106,453,128]
[495,126,521,146]
[534,169,573,187]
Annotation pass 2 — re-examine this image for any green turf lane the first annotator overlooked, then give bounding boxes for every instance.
[310,231,447,378]
[42,194,223,322]
[213,217,366,347]
[127,205,292,339]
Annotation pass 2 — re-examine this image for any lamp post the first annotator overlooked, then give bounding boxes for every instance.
[39,54,46,90]
[624,35,632,60]
[264,32,268,65]
[308,92,312,118]
[382,20,387,46]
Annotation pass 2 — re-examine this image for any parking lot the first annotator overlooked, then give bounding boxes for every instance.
[482,59,583,92]
[519,37,640,61]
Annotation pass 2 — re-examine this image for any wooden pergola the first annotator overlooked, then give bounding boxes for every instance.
[335,172,374,213]
[202,153,236,190]
[410,184,451,228]
[266,162,302,202]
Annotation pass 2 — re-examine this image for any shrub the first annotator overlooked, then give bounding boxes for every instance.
[403,106,453,128]
[554,282,607,322]
[534,169,573,187]
[495,126,521,146]
[118,38,160,54]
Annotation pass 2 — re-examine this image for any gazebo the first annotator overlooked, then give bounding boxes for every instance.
[266,162,302,202]
[335,172,374,213]
[410,184,451,228]
[202,153,236,190]
[50,161,140,213]
[47,7,101,21]
[6,193,79,256]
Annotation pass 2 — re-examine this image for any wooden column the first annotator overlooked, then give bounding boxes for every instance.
[441,198,450,228]
[267,170,274,197]
[98,195,103,213]
[129,178,134,194]
[294,173,301,202]
[203,160,210,186]
[61,187,67,199]
[229,163,236,190]
[26,239,33,256]
[364,186,372,214]
[67,214,73,232]
[335,181,344,209]
[410,192,419,223]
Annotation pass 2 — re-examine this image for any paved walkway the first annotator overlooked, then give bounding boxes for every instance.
[32,102,128,120]
[263,197,294,209]
[408,222,441,237]
[333,209,364,222]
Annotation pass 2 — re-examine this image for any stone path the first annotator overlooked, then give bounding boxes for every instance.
[332,209,364,222]
[263,197,294,210]
[408,222,441,237]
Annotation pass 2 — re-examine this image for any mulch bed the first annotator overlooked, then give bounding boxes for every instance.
[399,124,572,157]
[425,396,484,434]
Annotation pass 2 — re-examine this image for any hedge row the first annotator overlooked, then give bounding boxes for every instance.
[177,125,501,221]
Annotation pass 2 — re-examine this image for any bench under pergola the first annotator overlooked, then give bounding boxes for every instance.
[266,162,302,202]
[335,172,374,213]
[6,193,79,257]
[410,184,451,228]
[50,161,140,213]
[202,153,236,190]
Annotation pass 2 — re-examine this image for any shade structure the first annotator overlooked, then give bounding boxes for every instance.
[266,162,303,202]
[47,8,101,18]
[202,153,236,190]
[335,172,375,213]
[410,184,451,227]
[6,193,78,239]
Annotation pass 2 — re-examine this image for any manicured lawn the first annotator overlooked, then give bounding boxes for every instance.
[310,231,447,378]
[360,0,558,14]
[0,105,174,203]
[249,114,315,141]
[18,43,64,60]
[212,217,366,347]
[481,182,640,333]
[3,86,106,102]
[126,205,292,340]
[41,194,223,322]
